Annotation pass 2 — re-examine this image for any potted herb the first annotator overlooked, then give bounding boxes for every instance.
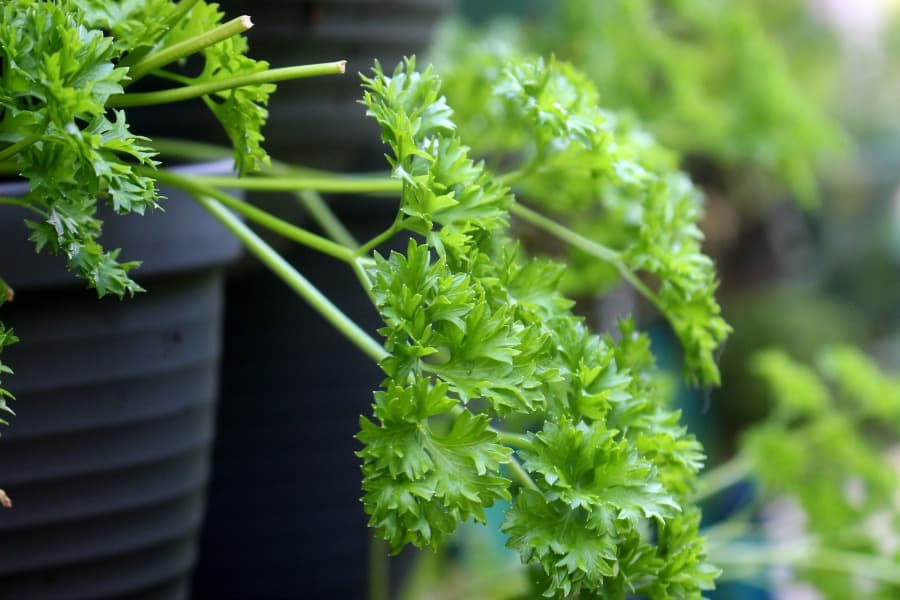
[0,1,344,596]
[2,2,897,600]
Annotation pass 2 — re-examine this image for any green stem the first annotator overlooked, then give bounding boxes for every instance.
[148,138,233,162]
[0,196,43,216]
[188,174,401,195]
[357,220,402,257]
[692,453,754,503]
[509,202,664,313]
[150,169,357,264]
[714,542,900,586]
[507,455,540,492]
[0,197,29,208]
[368,536,389,600]
[0,131,42,163]
[149,138,334,179]
[297,190,360,249]
[126,15,253,84]
[118,0,203,70]
[352,259,379,307]
[108,62,346,108]
[700,518,754,546]
[194,195,388,363]
[495,429,535,452]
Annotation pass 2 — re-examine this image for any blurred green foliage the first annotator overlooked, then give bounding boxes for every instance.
[438,0,847,209]
[739,347,900,599]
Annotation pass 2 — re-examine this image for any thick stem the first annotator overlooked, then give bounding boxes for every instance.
[194,195,388,363]
[368,536,390,600]
[495,429,535,452]
[148,138,233,162]
[118,0,203,70]
[126,16,254,84]
[188,174,401,195]
[108,62,346,108]
[509,202,665,314]
[0,131,42,163]
[357,220,402,257]
[507,455,540,492]
[0,197,29,209]
[149,138,334,179]
[692,453,754,503]
[150,169,357,264]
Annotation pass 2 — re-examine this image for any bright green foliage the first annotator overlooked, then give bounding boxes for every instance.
[357,377,511,551]
[358,58,717,598]
[0,0,280,411]
[73,0,177,54]
[752,349,830,420]
[0,0,277,299]
[434,46,729,386]
[362,58,510,243]
[0,0,156,297]
[818,346,900,425]
[156,1,275,174]
[743,348,900,599]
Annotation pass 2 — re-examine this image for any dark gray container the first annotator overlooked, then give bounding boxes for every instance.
[0,161,241,599]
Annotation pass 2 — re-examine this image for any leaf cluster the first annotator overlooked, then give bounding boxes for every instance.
[357,58,719,598]
[0,0,278,428]
[0,0,276,295]
[0,0,157,297]
[433,44,729,386]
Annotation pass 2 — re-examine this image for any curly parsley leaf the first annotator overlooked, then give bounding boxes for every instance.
[357,377,511,552]
[73,0,178,55]
[151,1,275,174]
[0,0,158,297]
[360,58,716,598]
[436,47,730,386]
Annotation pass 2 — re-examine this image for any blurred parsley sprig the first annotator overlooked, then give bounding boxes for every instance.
[699,347,900,598]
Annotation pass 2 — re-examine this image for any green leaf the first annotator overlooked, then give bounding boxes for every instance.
[435,47,730,386]
[360,58,714,597]
[0,322,19,429]
[0,0,159,297]
[357,377,511,551]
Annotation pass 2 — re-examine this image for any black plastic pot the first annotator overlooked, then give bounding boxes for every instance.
[0,161,241,600]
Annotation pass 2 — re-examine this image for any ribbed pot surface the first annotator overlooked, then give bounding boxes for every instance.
[0,165,241,599]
